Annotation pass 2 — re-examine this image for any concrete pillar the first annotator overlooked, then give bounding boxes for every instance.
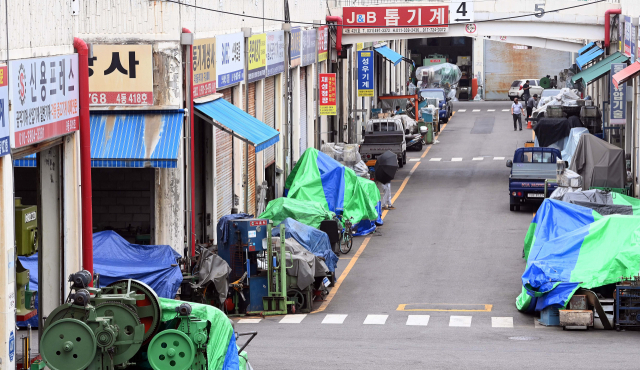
[233,85,245,211]
[306,66,315,149]
[292,67,301,160]
[62,132,81,298]
[256,79,265,186]
[275,73,285,196]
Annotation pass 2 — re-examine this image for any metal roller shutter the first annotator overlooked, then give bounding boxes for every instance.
[264,77,276,166]
[484,40,572,100]
[299,68,307,154]
[246,82,257,216]
[216,88,234,219]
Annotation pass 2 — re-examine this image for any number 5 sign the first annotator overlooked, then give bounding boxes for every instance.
[450,1,474,23]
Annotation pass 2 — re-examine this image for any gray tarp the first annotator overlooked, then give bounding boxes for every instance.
[269,237,330,290]
[561,189,614,204]
[569,134,625,188]
[192,248,232,305]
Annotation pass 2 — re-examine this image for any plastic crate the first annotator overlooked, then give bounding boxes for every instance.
[539,306,560,326]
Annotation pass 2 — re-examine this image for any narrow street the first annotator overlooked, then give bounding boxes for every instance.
[236,102,639,369]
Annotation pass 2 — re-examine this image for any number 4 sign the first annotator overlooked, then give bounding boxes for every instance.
[451,1,474,23]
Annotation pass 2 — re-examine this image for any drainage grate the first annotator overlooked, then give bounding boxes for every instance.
[508,336,539,341]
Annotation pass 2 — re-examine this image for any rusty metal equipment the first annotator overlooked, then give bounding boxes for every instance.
[615,275,640,331]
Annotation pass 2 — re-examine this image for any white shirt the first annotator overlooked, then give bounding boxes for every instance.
[512,102,522,115]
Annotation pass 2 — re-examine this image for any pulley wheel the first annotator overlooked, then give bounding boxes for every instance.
[40,318,97,370]
[107,279,162,343]
[94,301,144,364]
[148,330,196,370]
[287,289,305,313]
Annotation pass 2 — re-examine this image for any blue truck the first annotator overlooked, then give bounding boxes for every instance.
[507,147,561,211]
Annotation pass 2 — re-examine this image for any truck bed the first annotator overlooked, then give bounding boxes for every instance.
[510,163,557,180]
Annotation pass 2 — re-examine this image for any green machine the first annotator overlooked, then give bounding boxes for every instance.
[15,197,38,322]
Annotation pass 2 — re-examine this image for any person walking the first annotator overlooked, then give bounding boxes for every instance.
[522,80,531,102]
[526,94,538,119]
[511,97,523,131]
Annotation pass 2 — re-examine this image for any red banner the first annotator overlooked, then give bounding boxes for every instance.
[343,6,448,34]
[319,73,336,116]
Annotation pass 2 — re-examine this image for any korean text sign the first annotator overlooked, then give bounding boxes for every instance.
[624,16,632,57]
[301,29,317,67]
[216,32,244,89]
[357,51,374,97]
[248,33,267,83]
[317,26,329,62]
[193,38,216,98]
[290,27,302,68]
[266,31,285,77]
[0,65,9,157]
[610,63,626,125]
[343,6,448,34]
[89,45,153,105]
[319,73,336,116]
[10,55,79,148]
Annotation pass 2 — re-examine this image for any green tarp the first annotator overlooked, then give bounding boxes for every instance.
[259,197,335,228]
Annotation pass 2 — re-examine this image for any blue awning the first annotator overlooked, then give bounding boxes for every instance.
[194,98,279,153]
[15,111,185,168]
[374,46,403,66]
[576,48,604,70]
[578,42,596,55]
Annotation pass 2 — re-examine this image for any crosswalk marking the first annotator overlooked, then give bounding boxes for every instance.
[487,109,495,112]
[322,314,348,324]
[450,316,472,327]
[451,158,463,162]
[363,315,388,325]
[472,109,481,112]
[280,314,307,324]
[472,157,483,161]
[458,109,467,112]
[502,109,510,112]
[492,317,514,328]
[429,158,442,162]
[409,158,420,162]
[238,319,262,324]
[406,315,430,326]
[493,157,505,160]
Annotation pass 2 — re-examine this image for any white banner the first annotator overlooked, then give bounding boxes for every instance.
[216,32,244,89]
[10,55,79,149]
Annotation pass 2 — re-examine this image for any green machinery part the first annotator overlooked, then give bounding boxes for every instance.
[540,76,552,89]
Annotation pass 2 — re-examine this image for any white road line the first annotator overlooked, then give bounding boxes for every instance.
[429,158,442,162]
[502,109,510,112]
[472,157,483,161]
[409,158,420,162]
[487,109,495,112]
[458,109,467,112]
[280,314,307,324]
[493,157,505,160]
[322,314,348,324]
[406,315,430,326]
[238,319,262,324]
[363,315,388,325]
[451,158,463,162]
[472,109,481,112]
[449,316,472,327]
[492,317,514,328]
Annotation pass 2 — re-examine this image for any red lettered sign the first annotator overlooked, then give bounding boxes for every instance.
[343,6,448,34]
[319,73,336,116]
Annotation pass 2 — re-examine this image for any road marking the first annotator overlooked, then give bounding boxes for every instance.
[502,109,510,112]
[458,109,466,112]
[429,158,442,162]
[492,317,514,328]
[472,157,483,161]
[397,303,493,312]
[493,157,505,160]
[280,314,307,324]
[322,314,348,324]
[450,316,472,327]
[487,109,495,112]
[451,158,463,162]
[472,109,481,112]
[363,315,388,325]
[238,319,262,324]
[409,158,420,162]
[406,315,430,326]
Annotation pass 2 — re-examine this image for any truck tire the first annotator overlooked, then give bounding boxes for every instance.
[398,157,404,168]
[442,115,448,124]
[403,152,407,164]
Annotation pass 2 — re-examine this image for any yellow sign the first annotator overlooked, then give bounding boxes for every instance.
[356,43,364,51]
[193,37,216,98]
[358,90,374,97]
[247,33,267,82]
[89,44,153,105]
[319,106,337,115]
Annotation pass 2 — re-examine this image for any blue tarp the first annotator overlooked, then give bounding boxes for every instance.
[216,213,254,245]
[374,46,403,66]
[271,218,339,272]
[18,231,182,327]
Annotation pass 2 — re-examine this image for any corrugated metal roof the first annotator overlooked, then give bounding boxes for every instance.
[612,61,640,89]
[576,48,603,70]
[194,98,279,153]
[578,42,596,55]
[571,52,629,85]
[374,46,403,66]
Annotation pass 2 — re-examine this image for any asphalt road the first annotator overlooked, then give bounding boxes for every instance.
[238,101,638,370]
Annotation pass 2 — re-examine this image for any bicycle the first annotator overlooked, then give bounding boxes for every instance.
[339,216,354,254]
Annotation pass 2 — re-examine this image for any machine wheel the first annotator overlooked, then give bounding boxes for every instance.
[148,330,196,370]
[107,279,162,344]
[94,302,145,364]
[40,318,97,370]
[287,289,306,313]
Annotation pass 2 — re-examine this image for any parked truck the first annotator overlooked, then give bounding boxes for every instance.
[360,118,407,167]
[507,147,561,211]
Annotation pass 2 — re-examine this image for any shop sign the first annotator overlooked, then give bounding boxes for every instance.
[343,6,449,34]
[266,31,285,77]
[357,51,374,97]
[318,26,329,62]
[290,27,302,68]
[89,45,153,105]
[624,16,632,57]
[0,65,9,157]
[319,73,336,116]
[247,33,267,83]
[193,37,216,98]
[356,43,364,51]
[610,63,627,125]
[10,54,79,149]
[216,32,244,89]
[632,24,637,63]
[618,15,623,52]
[302,29,317,67]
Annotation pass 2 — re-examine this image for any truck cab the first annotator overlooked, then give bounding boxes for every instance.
[418,88,452,123]
[507,147,562,211]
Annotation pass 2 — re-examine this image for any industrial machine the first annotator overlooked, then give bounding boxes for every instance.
[15,197,38,322]
[615,275,640,330]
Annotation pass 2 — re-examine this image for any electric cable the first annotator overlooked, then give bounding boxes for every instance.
[160,0,607,28]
